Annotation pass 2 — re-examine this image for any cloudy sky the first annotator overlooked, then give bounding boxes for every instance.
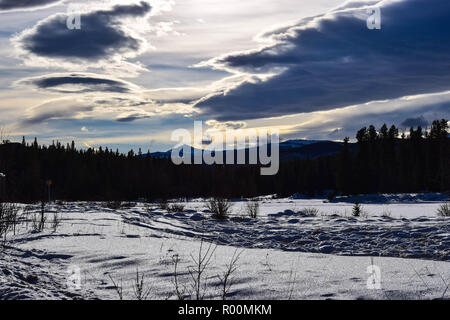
[0,0,449,151]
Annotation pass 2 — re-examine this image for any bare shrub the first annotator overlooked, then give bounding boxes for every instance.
[301,207,319,217]
[286,268,298,300]
[31,213,39,232]
[104,201,123,210]
[188,240,216,300]
[30,201,47,232]
[51,212,61,232]
[172,254,187,300]
[172,244,245,300]
[407,265,450,300]
[172,240,217,300]
[0,127,10,144]
[207,198,232,220]
[144,202,157,213]
[10,204,19,235]
[381,209,392,218]
[109,270,151,300]
[132,268,152,300]
[168,204,185,213]
[0,202,19,242]
[39,201,46,231]
[122,202,136,208]
[245,201,259,219]
[108,275,124,300]
[158,199,169,211]
[218,249,243,300]
[437,202,450,217]
[32,213,46,233]
[360,209,370,219]
[103,201,135,210]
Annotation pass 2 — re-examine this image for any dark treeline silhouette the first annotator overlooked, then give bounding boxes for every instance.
[0,119,448,203]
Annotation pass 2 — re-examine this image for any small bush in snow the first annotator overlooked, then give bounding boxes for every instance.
[51,212,61,232]
[132,268,152,300]
[32,201,47,232]
[207,198,232,220]
[360,210,370,219]
[245,201,259,219]
[301,207,319,216]
[381,209,392,218]
[31,213,39,232]
[103,201,134,210]
[188,240,216,300]
[108,275,123,300]
[0,202,19,242]
[121,202,135,208]
[168,204,185,213]
[171,240,217,300]
[218,249,243,300]
[157,199,169,211]
[144,202,157,213]
[437,202,450,217]
[39,201,46,231]
[109,270,151,300]
[104,201,123,210]
[352,202,362,217]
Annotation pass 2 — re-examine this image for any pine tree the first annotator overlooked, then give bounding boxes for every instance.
[33,137,38,149]
[380,124,388,140]
[352,202,362,217]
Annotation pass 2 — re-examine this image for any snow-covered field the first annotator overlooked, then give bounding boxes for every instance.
[1,194,449,300]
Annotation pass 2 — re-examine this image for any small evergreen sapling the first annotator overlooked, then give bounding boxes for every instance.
[353,202,362,217]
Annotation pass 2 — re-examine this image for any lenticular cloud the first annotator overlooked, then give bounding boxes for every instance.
[195,0,450,121]
[13,1,152,68]
[0,0,62,12]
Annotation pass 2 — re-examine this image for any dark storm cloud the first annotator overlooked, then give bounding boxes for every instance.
[0,0,62,12]
[16,1,151,61]
[196,0,450,121]
[18,73,137,93]
[401,116,429,129]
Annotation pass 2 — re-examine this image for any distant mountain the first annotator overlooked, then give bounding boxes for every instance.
[279,139,321,149]
[145,145,203,159]
[279,141,346,161]
[146,139,349,162]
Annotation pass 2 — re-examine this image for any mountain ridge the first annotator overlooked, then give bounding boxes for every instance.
[146,139,348,162]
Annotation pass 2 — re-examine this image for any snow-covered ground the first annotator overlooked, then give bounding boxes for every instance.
[1,194,449,300]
